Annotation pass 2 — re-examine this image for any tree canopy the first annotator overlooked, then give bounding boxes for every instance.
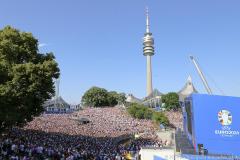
[0,26,59,132]
[127,103,169,126]
[152,112,169,126]
[81,86,126,107]
[127,103,153,119]
[81,87,109,107]
[161,92,180,111]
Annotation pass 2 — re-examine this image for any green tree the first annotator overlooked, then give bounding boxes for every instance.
[108,91,126,106]
[135,109,145,119]
[144,109,154,119]
[127,103,139,117]
[127,103,154,119]
[152,112,169,126]
[117,92,126,104]
[108,91,119,106]
[0,26,59,132]
[82,87,126,107]
[127,103,169,126]
[81,86,109,107]
[161,92,180,111]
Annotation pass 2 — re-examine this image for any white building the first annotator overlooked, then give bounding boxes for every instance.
[43,96,71,113]
[143,89,163,108]
[126,94,142,104]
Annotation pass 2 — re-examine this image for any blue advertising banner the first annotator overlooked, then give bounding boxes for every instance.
[186,94,240,156]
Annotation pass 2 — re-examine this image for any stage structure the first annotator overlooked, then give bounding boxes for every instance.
[183,94,240,156]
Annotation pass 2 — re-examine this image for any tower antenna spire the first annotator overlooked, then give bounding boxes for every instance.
[146,6,150,33]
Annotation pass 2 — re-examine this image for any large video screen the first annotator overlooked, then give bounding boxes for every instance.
[191,94,240,155]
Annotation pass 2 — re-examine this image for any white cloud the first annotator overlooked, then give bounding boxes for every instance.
[38,43,47,48]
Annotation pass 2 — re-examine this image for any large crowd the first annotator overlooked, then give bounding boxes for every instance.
[0,107,180,160]
[164,111,183,130]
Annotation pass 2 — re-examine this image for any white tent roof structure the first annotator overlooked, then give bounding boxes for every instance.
[43,96,70,109]
[144,89,163,100]
[178,76,198,101]
[126,94,142,103]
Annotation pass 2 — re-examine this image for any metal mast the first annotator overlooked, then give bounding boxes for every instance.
[143,7,155,96]
[55,78,60,99]
[54,78,60,107]
[190,55,212,94]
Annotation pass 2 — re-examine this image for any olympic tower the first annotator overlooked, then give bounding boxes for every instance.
[143,8,155,96]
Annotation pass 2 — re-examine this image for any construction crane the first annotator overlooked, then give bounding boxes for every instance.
[190,55,213,94]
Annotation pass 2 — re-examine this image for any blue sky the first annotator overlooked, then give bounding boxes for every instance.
[1,0,240,104]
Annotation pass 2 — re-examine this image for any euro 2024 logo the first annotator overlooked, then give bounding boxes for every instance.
[218,110,232,126]
[215,110,239,137]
